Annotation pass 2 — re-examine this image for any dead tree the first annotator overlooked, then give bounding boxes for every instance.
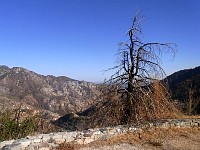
[106,13,177,124]
[187,87,199,115]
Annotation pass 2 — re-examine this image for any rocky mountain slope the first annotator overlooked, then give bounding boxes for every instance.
[0,65,100,117]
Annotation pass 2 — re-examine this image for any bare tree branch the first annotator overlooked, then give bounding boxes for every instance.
[104,12,178,125]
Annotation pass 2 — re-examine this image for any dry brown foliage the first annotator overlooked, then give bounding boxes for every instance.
[103,12,179,125]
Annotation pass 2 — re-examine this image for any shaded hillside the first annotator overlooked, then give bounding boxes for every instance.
[54,97,124,131]
[166,66,200,114]
[0,65,100,116]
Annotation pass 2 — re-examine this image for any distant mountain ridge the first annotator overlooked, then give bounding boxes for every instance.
[0,65,100,116]
[166,66,200,114]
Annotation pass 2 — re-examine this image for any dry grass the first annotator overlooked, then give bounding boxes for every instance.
[56,127,200,150]
[182,115,200,119]
[56,142,80,150]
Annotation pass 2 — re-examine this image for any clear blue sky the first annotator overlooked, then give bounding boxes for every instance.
[0,0,199,82]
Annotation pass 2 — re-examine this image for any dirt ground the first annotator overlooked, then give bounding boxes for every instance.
[57,127,200,150]
[80,134,200,150]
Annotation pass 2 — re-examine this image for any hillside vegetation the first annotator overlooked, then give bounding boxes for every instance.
[166,66,200,114]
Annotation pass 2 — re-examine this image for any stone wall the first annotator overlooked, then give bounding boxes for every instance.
[1,118,200,150]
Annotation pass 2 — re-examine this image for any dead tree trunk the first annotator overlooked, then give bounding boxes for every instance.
[106,12,177,124]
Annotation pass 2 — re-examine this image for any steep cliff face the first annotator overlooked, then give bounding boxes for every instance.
[0,65,100,115]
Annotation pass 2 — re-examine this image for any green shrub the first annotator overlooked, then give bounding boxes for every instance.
[0,109,37,141]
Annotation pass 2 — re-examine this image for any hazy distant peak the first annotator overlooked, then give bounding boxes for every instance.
[0,65,11,76]
[0,65,10,69]
[12,67,29,73]
[0,65,30,75]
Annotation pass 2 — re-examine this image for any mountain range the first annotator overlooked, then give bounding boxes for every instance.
[0,65,100,119]
[0,65,200,129]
